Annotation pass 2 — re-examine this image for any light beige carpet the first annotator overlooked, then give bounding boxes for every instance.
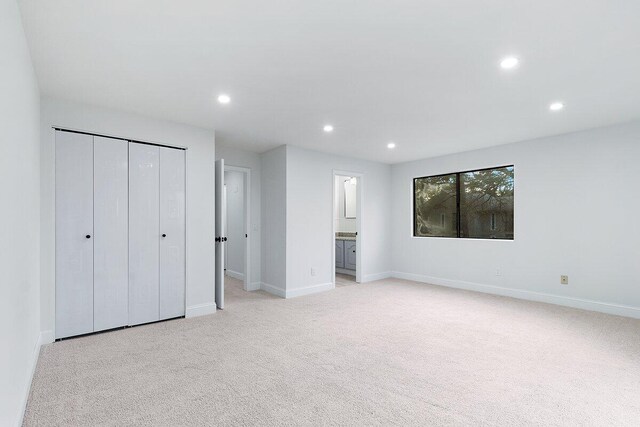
[24,277,640,426]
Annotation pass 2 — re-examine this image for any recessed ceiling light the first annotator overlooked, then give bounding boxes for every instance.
[323,124,334,133]
[549,102,564,111]
[500,56,519,69]
[387,142,396,149]
[217,94,231,104]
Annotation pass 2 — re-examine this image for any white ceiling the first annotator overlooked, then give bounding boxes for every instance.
[19,0,640,163]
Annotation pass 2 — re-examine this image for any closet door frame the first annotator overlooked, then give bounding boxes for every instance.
[53,127,188,338]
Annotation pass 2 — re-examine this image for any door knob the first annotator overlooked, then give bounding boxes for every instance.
[86,235,91,239]
[162,234,167,238]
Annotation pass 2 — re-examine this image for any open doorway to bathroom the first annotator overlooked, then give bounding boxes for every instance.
[333,171,362,287]
[224,165,252,300]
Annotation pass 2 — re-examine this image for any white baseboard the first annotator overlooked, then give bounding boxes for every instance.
[247,281,261,291]
[185,302,217,318]
[40,329,54,345]
[225,269,244,281]
[18,330,45,426]
[392,271,640,319]
[260,282,286,298]
[286,282,334,299]
[362,271,392,283]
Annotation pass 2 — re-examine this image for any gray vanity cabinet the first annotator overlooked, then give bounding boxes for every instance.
[335,239,356,271]
[344,241,357,270]
[335,240,345,268]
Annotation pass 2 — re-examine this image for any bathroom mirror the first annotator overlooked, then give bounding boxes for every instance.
[344,177,357,219]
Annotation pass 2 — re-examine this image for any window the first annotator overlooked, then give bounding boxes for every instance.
[413,173,457,238]
[413,165,514,239]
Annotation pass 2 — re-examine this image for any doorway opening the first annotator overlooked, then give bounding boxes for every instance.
[333,171,362,286]
[215,161,252,310]
[224,165,252,298]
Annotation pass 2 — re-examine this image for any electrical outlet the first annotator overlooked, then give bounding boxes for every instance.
[560,275,569,285]
[311,268,317,277]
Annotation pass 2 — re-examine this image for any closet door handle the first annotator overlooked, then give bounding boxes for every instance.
[162,234,167,238]
[86,234,91,239]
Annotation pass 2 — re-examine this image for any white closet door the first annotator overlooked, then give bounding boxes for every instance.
[55,131,94,338]
[129,143,160,325]
[93,136,129,331]
[159,147,186,319]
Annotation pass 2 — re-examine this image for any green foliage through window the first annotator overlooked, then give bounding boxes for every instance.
[413,166,514,239]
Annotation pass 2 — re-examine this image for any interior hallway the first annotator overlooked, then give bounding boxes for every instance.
[224,274,275,304]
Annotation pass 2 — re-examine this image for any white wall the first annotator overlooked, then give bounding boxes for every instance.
[0,1,41,425]
[391,122,640,318]
[216,144,261,288]
[334,175,357,233]
[224,170,245,279]
[40,97,217,339]
[286,145,392,295]
[260,146,287,295]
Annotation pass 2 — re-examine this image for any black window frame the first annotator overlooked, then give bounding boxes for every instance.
[413,165,514,240]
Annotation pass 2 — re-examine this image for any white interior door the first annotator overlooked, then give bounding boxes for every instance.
[223,184,227,271]
[129,143,160,325]
[93,136,129,331]
[55,131,94,338]
[159,147,186,319]
[215,159,225,309]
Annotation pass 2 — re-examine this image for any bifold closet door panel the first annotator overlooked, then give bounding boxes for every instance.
[159,147,186,319]
[129,143,160,325]
[55,131,94,338]
[93,137,129,331]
